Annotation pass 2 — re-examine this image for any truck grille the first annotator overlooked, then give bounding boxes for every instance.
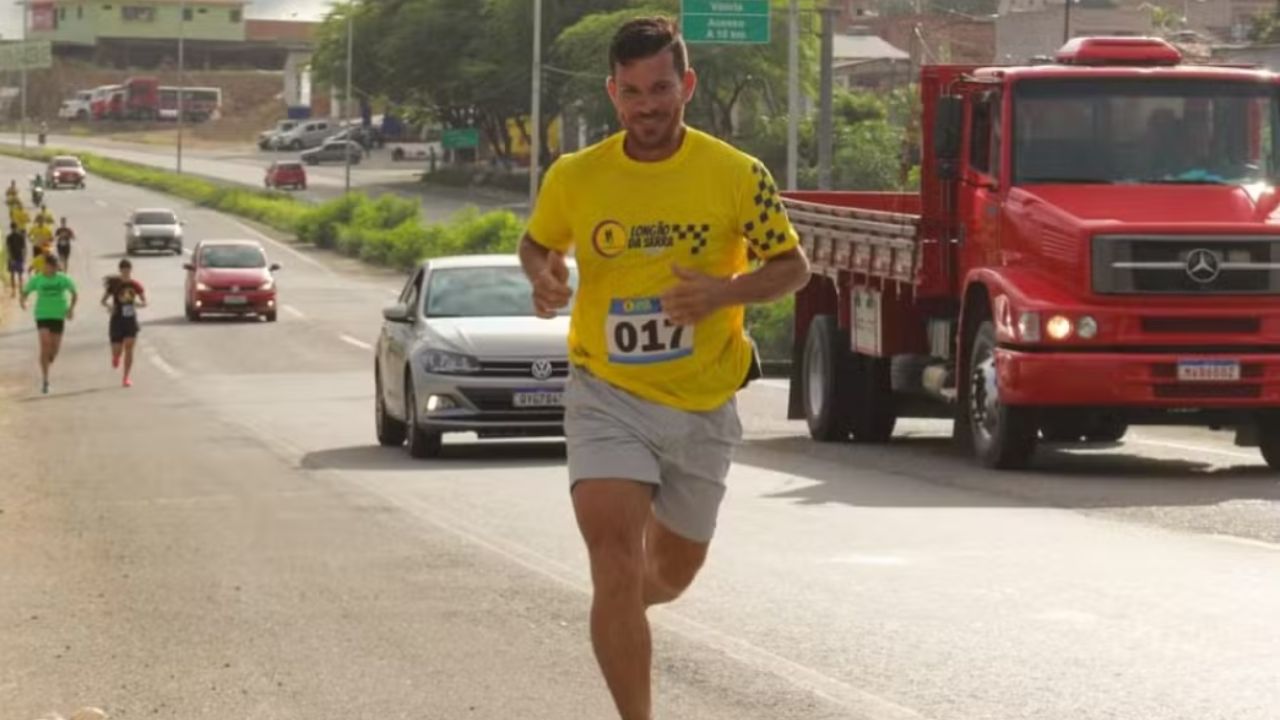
[1092,235,1280,295]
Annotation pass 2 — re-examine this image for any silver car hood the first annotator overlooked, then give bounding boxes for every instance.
[419,316,570,359]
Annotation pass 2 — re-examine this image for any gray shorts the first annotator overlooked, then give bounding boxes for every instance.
[564,367,743,543]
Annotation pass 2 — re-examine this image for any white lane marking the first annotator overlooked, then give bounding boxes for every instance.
[1207,534,1280,552]
[94,199,108,208]
[147,351,181,378]
[182,247,192,256]
[281,304,306,319]
[339,334,373,351]
[1126,437,1261,462]
[231,220,330,272]
[386,289,400,298]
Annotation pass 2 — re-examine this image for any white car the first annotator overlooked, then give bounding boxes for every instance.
[125,208,183,255]
[57,91,92,121]
[389,141,444,162]
[258,119,300,150]
[374,255,577,458]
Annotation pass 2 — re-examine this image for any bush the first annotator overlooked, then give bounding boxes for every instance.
[296,193,364,249]
[439,208,524,256]
[745,296,795,362]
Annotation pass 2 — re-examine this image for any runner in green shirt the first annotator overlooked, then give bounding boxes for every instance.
[19,254,78,394]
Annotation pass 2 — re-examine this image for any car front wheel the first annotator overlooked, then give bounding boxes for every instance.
[404,377,443,459]
[375,367,407,447]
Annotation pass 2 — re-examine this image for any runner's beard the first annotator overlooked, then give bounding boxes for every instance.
[623,110,682,152]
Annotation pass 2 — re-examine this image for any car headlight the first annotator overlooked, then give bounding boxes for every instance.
[259,279,274,291]
[196,282,210,291]
[422,350,479,374]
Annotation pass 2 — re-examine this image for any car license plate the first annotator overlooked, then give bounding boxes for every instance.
[223,295,247,306]
[1177,360,1240,382]
[513,390,563,408]
[149,239,165,246]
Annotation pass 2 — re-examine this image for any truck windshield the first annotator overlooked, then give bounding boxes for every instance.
[1014,79,1279,186]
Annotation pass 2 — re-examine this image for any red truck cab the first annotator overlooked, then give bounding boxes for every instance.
[784,37,1280,470]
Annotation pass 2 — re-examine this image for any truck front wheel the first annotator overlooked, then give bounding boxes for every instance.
[1258,414,1280,470]
[968,320,1037,469]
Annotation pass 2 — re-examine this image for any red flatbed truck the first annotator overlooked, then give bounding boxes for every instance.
[781,37,1280,470]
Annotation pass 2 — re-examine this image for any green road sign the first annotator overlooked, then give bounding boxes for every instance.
[442,128,480,150]
[0,41,52,72]
[682,0,771,45]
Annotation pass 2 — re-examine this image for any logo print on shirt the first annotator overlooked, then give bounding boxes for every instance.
[592,220,628,258]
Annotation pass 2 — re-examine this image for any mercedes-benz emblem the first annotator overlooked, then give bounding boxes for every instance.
[531,359,554,380]
[1185,249,1221,284]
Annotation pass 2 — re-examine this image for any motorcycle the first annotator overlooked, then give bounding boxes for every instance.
[31,184,44,206]
[37,132,46,146]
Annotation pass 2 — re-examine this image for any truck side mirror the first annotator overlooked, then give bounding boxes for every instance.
[934,96,963,181]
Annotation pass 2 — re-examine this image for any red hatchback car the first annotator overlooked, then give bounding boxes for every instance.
[184,240,281,322]
[265,161,307,190]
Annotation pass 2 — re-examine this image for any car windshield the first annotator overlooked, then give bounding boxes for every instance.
[53,158,80,168]
[202,245,266,269]
[278,163,302,171]
[424,266,578,318]
[135,212,176,225]
[1014,79,1280,186]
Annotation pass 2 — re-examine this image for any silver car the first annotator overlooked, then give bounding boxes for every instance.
[125,208,183,255]
[375,254,577,458]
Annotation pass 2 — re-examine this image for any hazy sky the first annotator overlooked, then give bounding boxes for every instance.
[1,0,331,40]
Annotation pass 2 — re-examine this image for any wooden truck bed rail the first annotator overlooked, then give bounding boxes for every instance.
[782,197,922,287]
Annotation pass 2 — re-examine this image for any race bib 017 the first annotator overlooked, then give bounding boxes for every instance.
[606,297,693,365]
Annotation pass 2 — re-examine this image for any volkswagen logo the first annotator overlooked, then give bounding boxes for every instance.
[1185,249,1221,284]
[531,359,554,380]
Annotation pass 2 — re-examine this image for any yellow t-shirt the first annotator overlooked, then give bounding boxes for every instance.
[29,223,52,246]
[11,206,28,228]
[526,128,799,412]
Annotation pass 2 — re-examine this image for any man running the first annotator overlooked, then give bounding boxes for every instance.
[102,259,146,388]
[55,217,75,268]
[5,180,19,206]
[517,17,809,720]
[5,221,25,297]
[28,217,53,276]
[19,253,78,394]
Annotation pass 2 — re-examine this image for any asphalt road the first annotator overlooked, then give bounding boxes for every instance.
[2,154,1279,720]
[0,133,527,224]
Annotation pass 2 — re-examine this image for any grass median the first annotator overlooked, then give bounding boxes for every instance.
[0,145,525,272]
[0,145,794,361]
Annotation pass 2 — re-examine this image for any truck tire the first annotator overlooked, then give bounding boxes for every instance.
[802,315,851,442]
[968,320,1037,469]
[1258,414,1280,470]
[848,354,897,443]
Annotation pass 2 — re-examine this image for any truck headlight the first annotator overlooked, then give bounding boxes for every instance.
[422,350,479,374]
[196,282,210,291]
[1045,315,1073,341]
[1077,316,1098,339]
[1017,311,1041,342]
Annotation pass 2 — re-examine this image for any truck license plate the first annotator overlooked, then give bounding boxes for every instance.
[513,390,563,408]
[1177,360,1240,382]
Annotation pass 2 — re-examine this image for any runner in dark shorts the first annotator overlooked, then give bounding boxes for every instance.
[102,258,147,388]
[55,217,75,269]
[20,253,78,394]
[5,221,25,297]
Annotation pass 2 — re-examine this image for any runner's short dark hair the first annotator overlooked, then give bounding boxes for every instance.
[609,16,687,77]
[119,259,132,270]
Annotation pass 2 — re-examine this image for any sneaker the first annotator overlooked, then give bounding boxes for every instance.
[41,381,49,394]
[122,377,132,388]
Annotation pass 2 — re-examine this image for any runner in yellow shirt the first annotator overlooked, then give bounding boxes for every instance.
[517,17,810,720]
[34,204,54,227]
[10,201,29,230]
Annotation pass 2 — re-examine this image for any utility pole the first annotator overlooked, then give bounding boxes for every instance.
[19,1,28,151]
[817,3,835,190]
[177,0,186,174]
[786,0,799,190]
[344,2,353,195]
[529,0,543,209]
[1063,0,1073,43]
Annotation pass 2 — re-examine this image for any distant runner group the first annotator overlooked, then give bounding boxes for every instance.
[4,175,146,393]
